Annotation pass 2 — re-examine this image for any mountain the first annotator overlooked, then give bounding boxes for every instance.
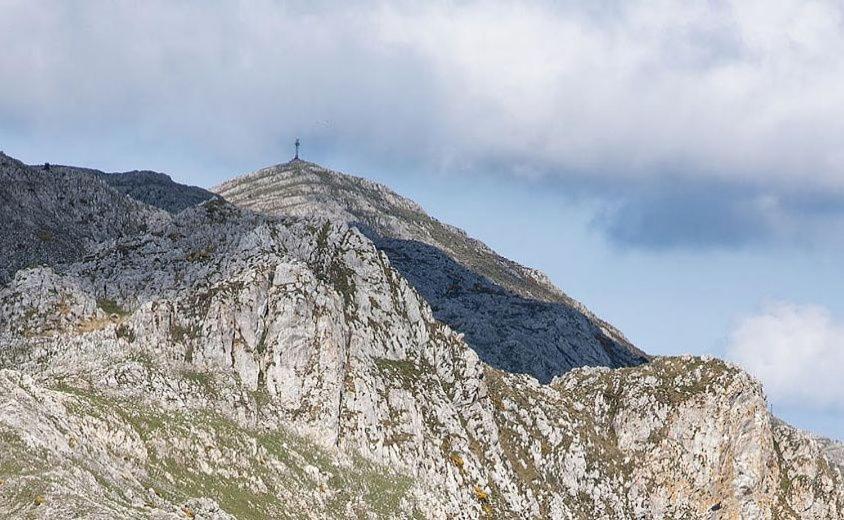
[49,164,218,214]
[213,160,647,383]
[0,154,841,519]
[815,435,844,473]
[0,153,166,283]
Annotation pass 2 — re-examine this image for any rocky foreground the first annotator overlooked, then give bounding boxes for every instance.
[0,153,841,519]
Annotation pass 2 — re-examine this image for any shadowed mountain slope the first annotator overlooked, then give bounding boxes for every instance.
[213,159,648,382]
[0,153,166,283]
[49,164,217,213]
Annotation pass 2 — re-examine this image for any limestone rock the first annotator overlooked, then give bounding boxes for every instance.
[0,154,841,519]
[213,160,647,383]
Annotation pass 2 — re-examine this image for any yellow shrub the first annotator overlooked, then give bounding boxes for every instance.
[450,452,464,470]
[473,485,489,502]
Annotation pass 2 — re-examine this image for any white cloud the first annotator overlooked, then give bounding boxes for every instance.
[3,0,844,247]
[727,302,844,410]
[376,0,844,189]
[1,0,844,187]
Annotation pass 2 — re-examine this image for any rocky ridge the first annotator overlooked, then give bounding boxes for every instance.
[813,435,844,473]
[0,155,841,519]
[50,164,217,214]
[213,160,647,383]
[0,153,166,284]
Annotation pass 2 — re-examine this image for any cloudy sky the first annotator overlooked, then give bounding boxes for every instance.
[2,0,843,438]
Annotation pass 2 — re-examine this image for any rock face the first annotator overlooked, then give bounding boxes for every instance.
[0,153,166,284]
[812,434,844,473]
[213,160,647,383]
[0,154,842,519]
[51,164,218,213]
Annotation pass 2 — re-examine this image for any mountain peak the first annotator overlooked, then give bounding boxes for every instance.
[215,160,647,382]
[0,153,841,518]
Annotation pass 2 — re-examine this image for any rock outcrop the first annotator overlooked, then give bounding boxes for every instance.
[0,153,165,283]
[213,160,647,383]
[810,433,844,473]
[51,164,218,213]
[0,155,841,519]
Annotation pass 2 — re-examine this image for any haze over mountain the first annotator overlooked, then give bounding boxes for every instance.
[0,151,841,519]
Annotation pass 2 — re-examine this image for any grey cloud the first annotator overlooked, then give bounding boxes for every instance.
[3,0,844,249]
[587,177,844,250]
[594,179,774,249]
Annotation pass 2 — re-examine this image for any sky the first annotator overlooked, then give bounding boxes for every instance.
[1,0,843,439]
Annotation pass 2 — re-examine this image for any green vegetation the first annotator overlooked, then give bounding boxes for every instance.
[180,370,217,397]
[203,198,230,223]
[255,327,269,355]
[127,350,156,369]
[315,221,331,252]
[97,298,127,316]
[330,261,357,308]
[250,387,272,410]
[22,383,419,519]
[374,358,427,387]
[0,427,51,515]
[170,323,197,343]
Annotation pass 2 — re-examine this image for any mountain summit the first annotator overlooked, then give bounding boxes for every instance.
[0,153,841,519]
[214,160,648,383]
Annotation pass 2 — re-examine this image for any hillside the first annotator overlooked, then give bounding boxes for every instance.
[0,154,841,519]
[50,164,217,214]
[0,153,166,283]
[213,160,647,383]
[815,435,844,473]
